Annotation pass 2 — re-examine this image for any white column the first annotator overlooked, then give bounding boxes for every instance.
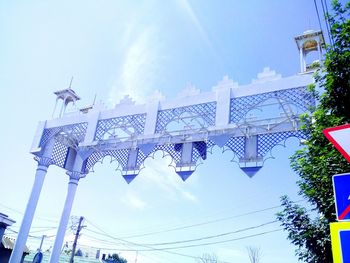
[9,157,53,263]
[215,86,231,127]
[144,101,159,135]
[49,171,84,263]
[299,47,304,73]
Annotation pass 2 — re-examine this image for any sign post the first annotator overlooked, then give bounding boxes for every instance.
[324,124,350,263]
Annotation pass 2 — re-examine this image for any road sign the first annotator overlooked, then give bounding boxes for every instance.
[323,124,350,163]
[340,230,350,262]
[333,173,350,221]
[330,222,350,263]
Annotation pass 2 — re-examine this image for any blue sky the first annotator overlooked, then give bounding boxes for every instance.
[0,1,326,262]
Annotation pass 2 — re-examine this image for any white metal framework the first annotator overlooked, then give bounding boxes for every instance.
[10,68,316,263]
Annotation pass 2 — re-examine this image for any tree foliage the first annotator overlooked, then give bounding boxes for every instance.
[105,253,127,263]
[277,1,350,262]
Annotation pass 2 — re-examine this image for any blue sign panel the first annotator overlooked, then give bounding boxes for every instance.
[340,230,350,263]
[333,173,350,221]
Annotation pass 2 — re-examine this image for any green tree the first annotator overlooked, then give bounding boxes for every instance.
[105,253,127,263]
[277,1,350,262]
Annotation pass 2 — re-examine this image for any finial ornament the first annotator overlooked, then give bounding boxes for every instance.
[69,76,74,89]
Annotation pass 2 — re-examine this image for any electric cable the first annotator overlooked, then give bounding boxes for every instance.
[84,219,234,263]
[314,0,324,35]
[82,203,312,261]
[320,0,334,46]
[109,229,283,252]
[0,202,58,223]
[6,228,53,239]
[77,222,282,252]
[140,220,278,246]
[114,201,304,239]
[83,220,277,247]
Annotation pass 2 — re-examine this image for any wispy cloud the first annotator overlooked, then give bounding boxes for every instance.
[181,190,198,203]
[176,0,222,69]
[141,157,198,203]
[177,0,213,49]
[109,26,161,105]
[121,191,148,210]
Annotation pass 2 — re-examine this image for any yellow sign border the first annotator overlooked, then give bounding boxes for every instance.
[330,222,350,263]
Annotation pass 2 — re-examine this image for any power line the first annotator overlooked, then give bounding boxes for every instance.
[116,203,297,239]
[27,227,57,234]
[74,204,309,263]
[320,0,334,46]
[6,229,39,239]
[132,220,278,246]
[314,0,324,33]
[78,221,282,252]
[82,202,311,261]
[84,220,277,247]
[84,218,281,250]
[83,225,183,263]
[112,229,283,252]
[6,228,56,239]
[0,202,59,223]
[84,219,233,263]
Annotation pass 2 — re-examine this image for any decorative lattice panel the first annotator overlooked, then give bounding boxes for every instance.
[94,114,146,141]
[40,123,88,147]
[155,102,216,133]
[279,87,315,113]
[109,149,131,168]
[257,130,307,157]
[191,140,215,162]
[51,140,69,168]
[84,149,130,172]
[136,144,183,165]
[225,136,246,158]
[136,149,147,168]
[230,87,315,123]
[155,144,183,163]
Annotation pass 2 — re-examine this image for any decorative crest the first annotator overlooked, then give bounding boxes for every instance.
[251,67,281,84]
[116,95,136,107]
[212,75,238,91]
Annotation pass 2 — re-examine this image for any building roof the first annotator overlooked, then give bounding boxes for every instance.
[0,213,16,226]
[53,88,81,102]
[2,236,29,253]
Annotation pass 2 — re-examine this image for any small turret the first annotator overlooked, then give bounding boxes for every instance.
[295,30,325,73]
[52,81,81,118]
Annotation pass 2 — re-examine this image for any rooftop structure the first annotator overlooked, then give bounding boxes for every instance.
[295,29,325,72]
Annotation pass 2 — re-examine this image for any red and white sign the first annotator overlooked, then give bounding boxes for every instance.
[323,124,350,163]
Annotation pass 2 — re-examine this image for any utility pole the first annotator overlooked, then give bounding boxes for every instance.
[69,216,84,263]
[38,235,46,252]
[32,235,46,263]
